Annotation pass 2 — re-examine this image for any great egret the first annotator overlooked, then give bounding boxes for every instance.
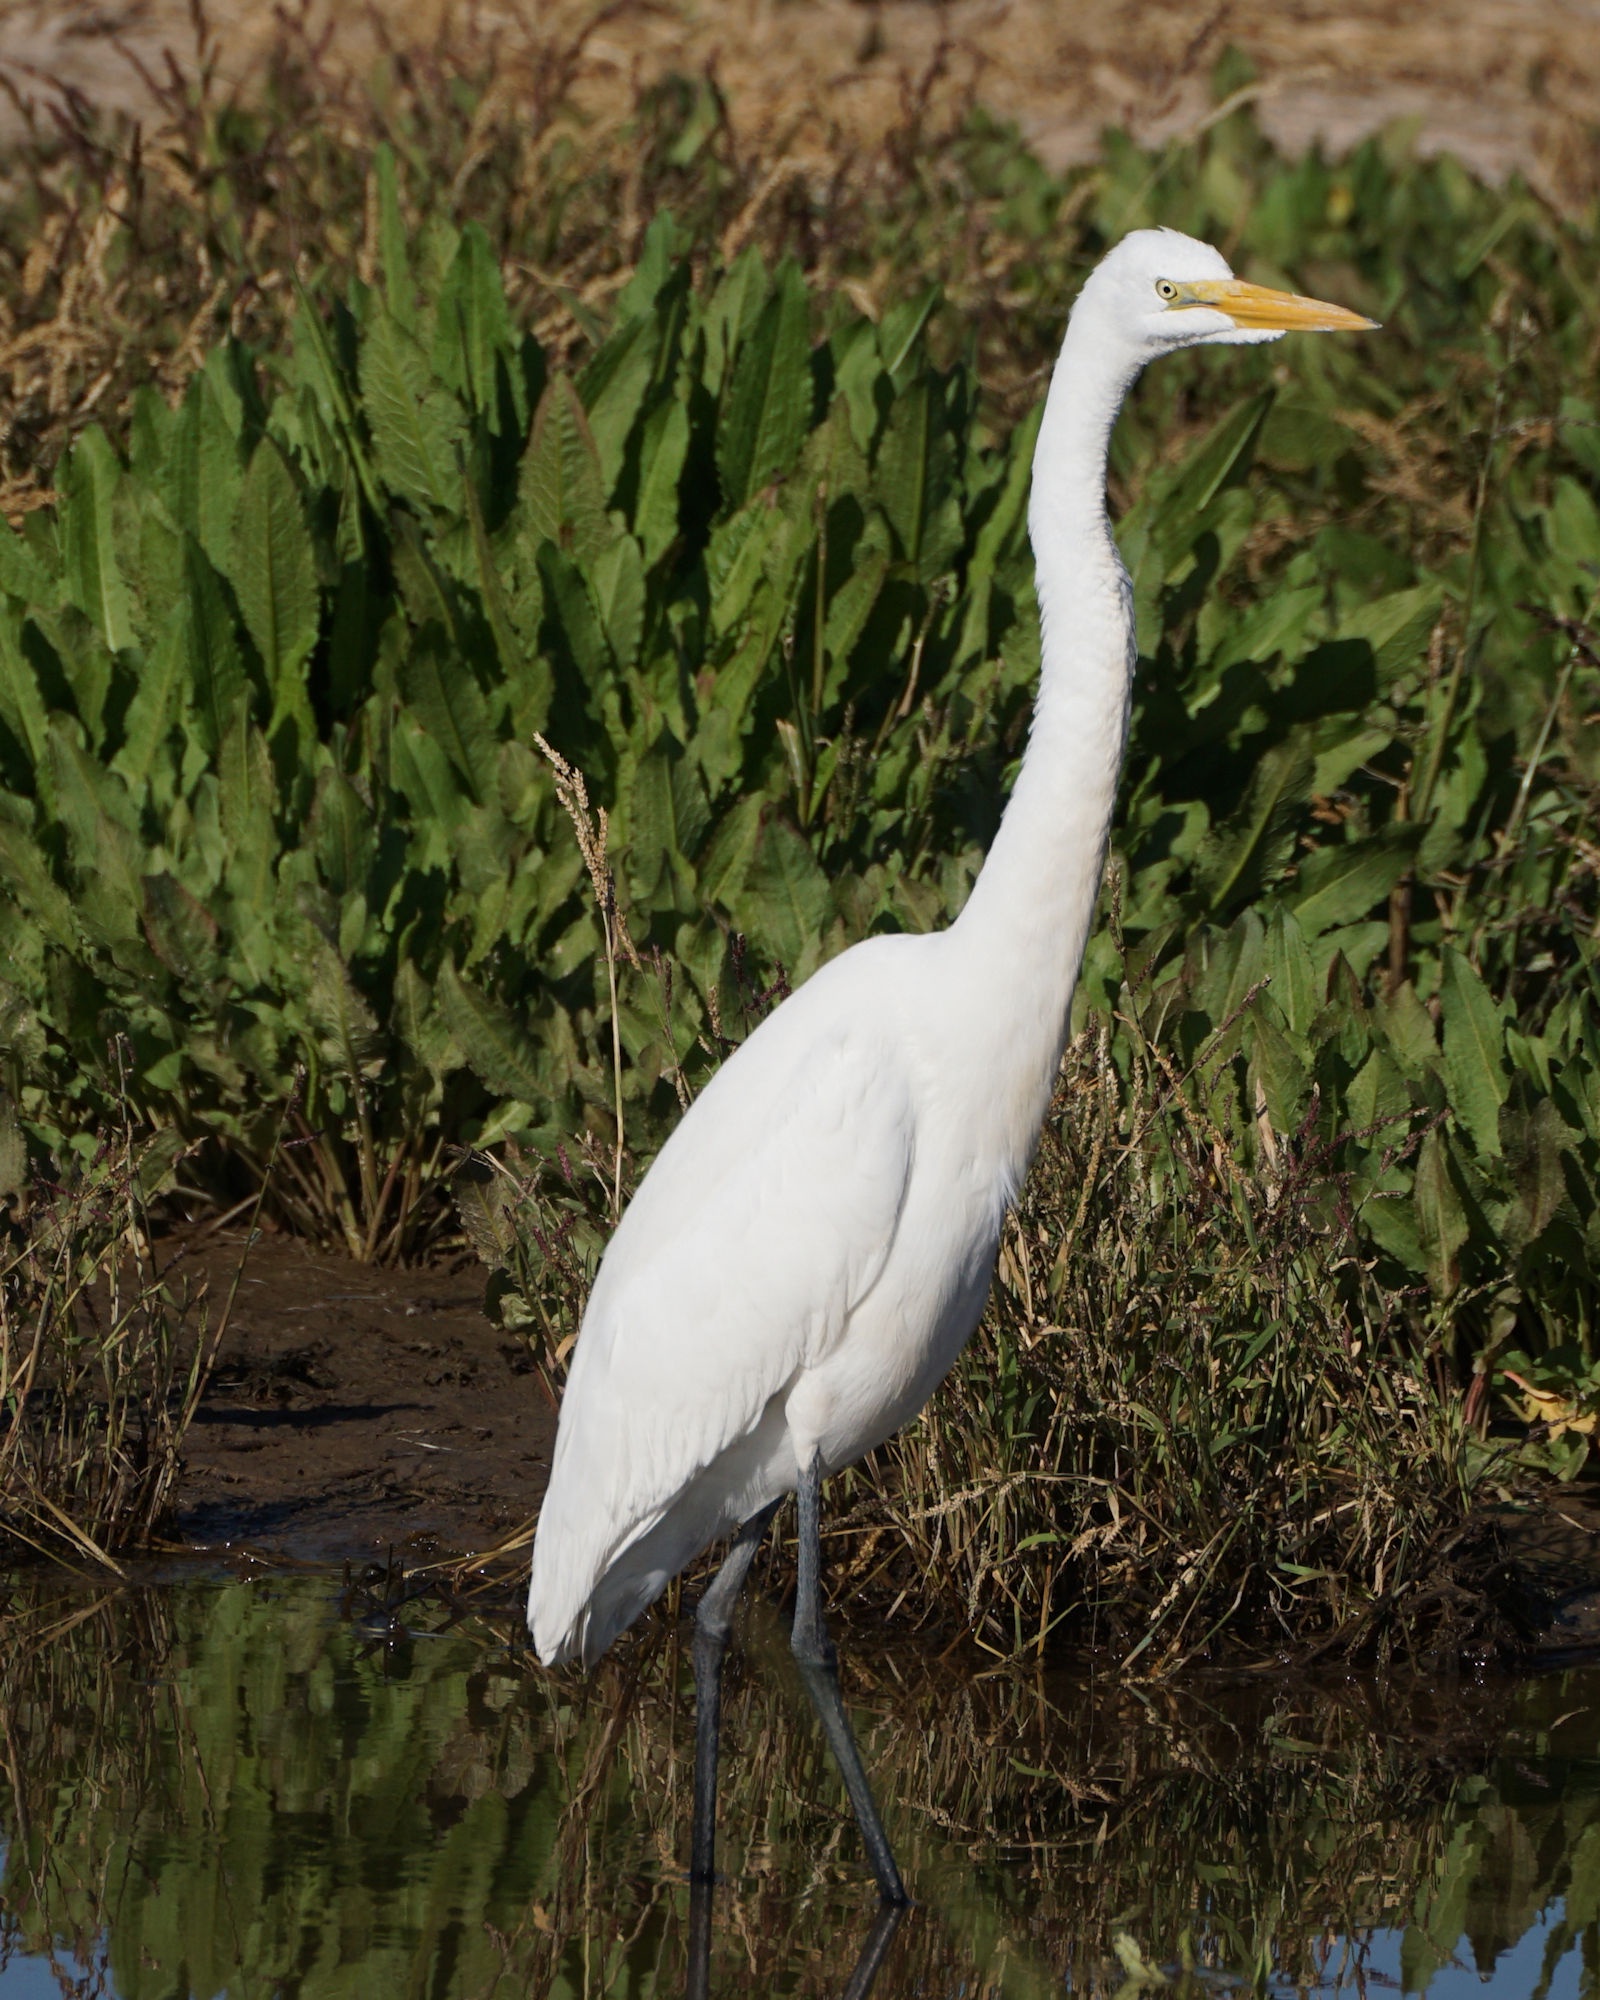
[529,228,1375,1904]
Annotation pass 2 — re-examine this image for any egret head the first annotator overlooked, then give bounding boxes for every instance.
[1076,227,1377,360]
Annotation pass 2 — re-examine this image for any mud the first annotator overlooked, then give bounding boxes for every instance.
[166,1232,555,1565]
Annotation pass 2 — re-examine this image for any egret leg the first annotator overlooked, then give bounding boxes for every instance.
[841,1901,907,1999]
[690,1499,781,1888]
[791,1455,908,1906]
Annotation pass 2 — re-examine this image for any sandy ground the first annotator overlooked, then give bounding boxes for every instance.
[0,0,1598,208]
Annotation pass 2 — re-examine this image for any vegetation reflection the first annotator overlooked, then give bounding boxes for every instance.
[3,1573,1600,1995]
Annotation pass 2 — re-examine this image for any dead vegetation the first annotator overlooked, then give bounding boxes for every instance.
[0,1129,213,1565]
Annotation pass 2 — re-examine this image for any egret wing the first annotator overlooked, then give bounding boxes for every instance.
[529,1011,916,1660]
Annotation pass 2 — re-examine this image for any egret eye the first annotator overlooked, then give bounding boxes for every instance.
[1155,279,1179,302]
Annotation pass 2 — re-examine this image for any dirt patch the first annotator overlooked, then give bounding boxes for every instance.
[165,1232,554,1565]
[1,0,1598,209]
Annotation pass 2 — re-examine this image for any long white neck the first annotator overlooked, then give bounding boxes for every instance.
[950,308,1142,1180]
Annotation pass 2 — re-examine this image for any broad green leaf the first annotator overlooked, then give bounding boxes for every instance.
[390,710,471,854]
[520,376,612,563]
[1209,583,1320,674]
[399,623,497,802]
[1440,946,1508,1156]
[626,746,708,901]
[310,768,374,897]
[823,510,891,678]
[705,502,786,641]
[832,317,886,452]
[877,284,941,385]
[230,438,320,712]
[30,604,113,746]
[437,958,547,1104]
[1347,1045,1412,1141]
[289,281,381,510]
[45,718,137,866]
[183,539,251,755]
[581,313,657,496]
[0,823,78,947]
[537,542,613,696]
[171,371,245,574]
[141,871,222,986]
[463,474,526,686]
[633,396,690,566]
[308,938,383,1082]
[434,223,517,419]
[1335,584,1443,691]
[1414,1127,1468,1296]
[0,523,52,605]
[112,602,184,792]
[394,956,458,1079]
[875,377,962,582]
[1248,1003,1307,1133]
[1198,732,1314,915]
[374,143,417,331]
[1501,1091,1574,1249]
[218,709,276,914]
[59,426,134,655]
[1177,390,1274,518]
[591,535,646,672]
[360,308,464,514]
[700,246,769,399]
[697,794,765,909]
[1288,826,1419,938]
[1145,392,1272,562]
[1263,906,1316,1038]
[0,604,50,774]
[1375,979,1439,1078]
[716,260,812,510]
[1197,910,1265,1035]
[735,814,829,969]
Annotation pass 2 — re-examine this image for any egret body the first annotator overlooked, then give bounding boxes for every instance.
[528,229,1374,1902]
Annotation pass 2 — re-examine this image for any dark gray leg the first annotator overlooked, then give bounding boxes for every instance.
[842,1902,907,1999]
[791,1454,908,1906]
[690,1499,781,1887]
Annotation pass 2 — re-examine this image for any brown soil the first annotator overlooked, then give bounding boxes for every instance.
[167,1232,555,1566]
[1,0,1599,209]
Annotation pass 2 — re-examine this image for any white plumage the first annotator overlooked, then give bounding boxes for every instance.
[529,227,1374,1677]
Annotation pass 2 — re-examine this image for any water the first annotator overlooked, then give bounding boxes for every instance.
[1,1568,1597,1998]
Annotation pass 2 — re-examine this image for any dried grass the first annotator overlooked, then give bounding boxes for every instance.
[839,1012,1490,1672]
[0,1130,218,1565]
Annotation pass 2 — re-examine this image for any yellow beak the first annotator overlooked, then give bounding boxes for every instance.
[1175,277,1378,332]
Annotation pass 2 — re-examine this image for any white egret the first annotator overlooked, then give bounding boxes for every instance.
[529,228,1375,1904]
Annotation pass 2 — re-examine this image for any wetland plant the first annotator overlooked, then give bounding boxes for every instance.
[0,1119,216,1563]
[0,11,1597,1653]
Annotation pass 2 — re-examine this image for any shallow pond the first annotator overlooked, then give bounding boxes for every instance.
[0,1567,1597,1997]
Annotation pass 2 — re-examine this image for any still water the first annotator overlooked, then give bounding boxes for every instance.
[0,1567,1597,1998]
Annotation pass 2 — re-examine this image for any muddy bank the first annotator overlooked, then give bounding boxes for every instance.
[149,1231,1600,1679]
[167,1233,555,1564]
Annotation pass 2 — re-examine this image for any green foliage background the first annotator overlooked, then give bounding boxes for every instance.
[1,72,1599,1395]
